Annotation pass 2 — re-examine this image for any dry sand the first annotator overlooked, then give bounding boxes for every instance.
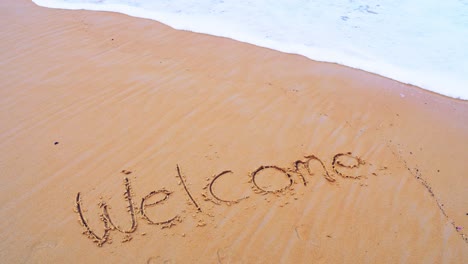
[1,0,467,263]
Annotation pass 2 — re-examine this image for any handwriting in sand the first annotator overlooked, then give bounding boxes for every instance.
[75,152,366,247]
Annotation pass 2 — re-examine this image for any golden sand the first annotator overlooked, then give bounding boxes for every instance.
[0,0,467,262]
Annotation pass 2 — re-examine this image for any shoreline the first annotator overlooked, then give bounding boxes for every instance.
[1,0,467,263]
[31,0,468,100]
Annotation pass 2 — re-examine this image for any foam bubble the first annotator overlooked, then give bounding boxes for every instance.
[32,0,468,99]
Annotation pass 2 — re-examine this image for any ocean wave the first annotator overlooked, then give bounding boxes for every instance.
[32,0,468,99]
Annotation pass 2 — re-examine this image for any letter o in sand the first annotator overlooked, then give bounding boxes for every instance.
[251,165,293,194]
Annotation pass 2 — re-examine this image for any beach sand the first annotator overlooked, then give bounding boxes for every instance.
[1,0,467,263]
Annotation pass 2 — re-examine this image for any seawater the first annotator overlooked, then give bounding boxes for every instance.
[32,0,468,99]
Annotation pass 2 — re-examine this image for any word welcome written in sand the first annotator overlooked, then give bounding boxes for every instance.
[75,152,366,247]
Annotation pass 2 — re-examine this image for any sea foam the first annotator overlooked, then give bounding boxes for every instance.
[32,0,468,99]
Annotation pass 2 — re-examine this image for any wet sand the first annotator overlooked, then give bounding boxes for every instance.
[0,0,467,263]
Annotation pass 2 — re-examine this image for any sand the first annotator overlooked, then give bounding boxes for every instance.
[1,0,467,263]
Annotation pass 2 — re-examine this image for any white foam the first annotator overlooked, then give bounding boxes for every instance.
[32,0,468,99]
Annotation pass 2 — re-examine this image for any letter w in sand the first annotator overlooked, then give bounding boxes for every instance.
[74,178,137,247]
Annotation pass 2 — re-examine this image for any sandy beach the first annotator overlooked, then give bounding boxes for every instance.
[1,0,467,263]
